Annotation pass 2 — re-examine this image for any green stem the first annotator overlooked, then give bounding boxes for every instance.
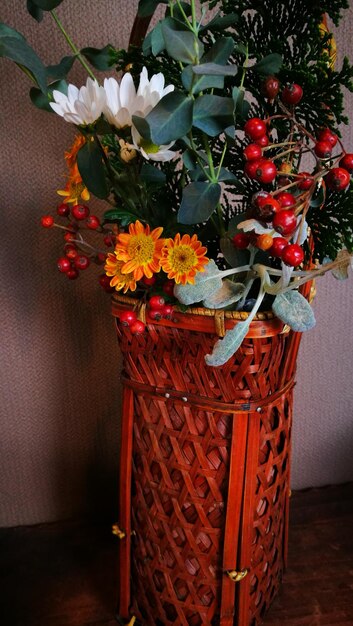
[50,10,96,80]
[190,0,197,31]
[216,142,228,178]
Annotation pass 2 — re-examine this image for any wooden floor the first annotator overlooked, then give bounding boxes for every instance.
[1,483,353,626]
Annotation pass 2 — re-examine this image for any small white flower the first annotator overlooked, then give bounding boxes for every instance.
[102,67,175,130]
[50,78,106,125]
[130,126,175,162]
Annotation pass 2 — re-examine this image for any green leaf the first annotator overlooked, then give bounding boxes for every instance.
[144,91,193,145]
[0,32,47,93]
[77,141,109,200]
[201,12,239,31]
[203,280,244,309]
[151,22,165,56]
[193,95,234,136]
[162,20,203,64]
[182,37,234,94]
[103,208,140,227]
[178,182,221,224]
[174,260,223,305]
[30,79,68,112]
[138,0,168,17]
[29,0,64,8]
[205,321,251,367]
[140,163,166,185]
[272,290,316,332]
[192,62,238,76]
[47,55,75,80]
[253,53,283,75]
[232,86,250,119]
[27,0,43,21]
[81,45,115,70]
[220,236,249,270]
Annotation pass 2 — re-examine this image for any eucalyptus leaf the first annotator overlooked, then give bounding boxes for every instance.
[0,25,25,40]
[192,62,238,76]
[47,55,75,80]
[140,163,166,185]
[151,22,165,56]
[162,21,202,64]
[131,115,152,141]
[182,37,234,94]
[201,12,239,31]
[81,45,115,70]
[205,320,250,367]
[30,79,68,112]
[227,213,249,237]
[272,290,316,332]
[30,0,64,9]
[0,30,47,93]
[203,280,244,309]
[253,53,283,75]
[174,260,223,305]
[232,86,250,119]
[144,91,193,145]
[178,182,221,224]
[193,95,234,136]
[104,208,140,227]
[220,236,249,269]
[77,141,109,199]
[27,0,43,21]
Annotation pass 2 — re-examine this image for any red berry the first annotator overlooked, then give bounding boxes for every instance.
[314,140,332,159]
[64,244,78,260]
[281,83,303,105]
[95,252,107,265]
[120,309,138,326]
[57,203,70,217]
[57,257,71,273]
[317,128,338,147]
[232,233,250,249]
[269,237,289,257]
[130,320,146,335]
[297,172,314,191]
[74,254,90,270]
[281,243,304,267]
[103,235,115,247]
[142,276,157,287]
[261,76,280,99]
[243,143,262,161]
[254,195,281,222]
[244,158,263,179]
[66,268,79,280]
[64,231,76,243]
[325,167,351,191]
[41,215,54,228]
[149,309,163,320]
[71,204,90,220]
[162,304,174,318]
[255,134,270,147]
[276,192,296,208]
[149,295,165,310]
[98,274,115,292]
[273,209,297,235]
[339,153,353,173]
[244,118,267,140]
[86,215,100,230]
[162,280,175,296]
[254,159,277,184]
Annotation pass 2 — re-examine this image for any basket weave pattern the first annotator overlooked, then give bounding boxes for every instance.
[115,305,294,626]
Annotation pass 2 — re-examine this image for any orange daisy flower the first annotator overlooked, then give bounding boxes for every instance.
[160,233,208,285]
[115,220,165,281]
[104,254,137,293]
[57,135,90,205]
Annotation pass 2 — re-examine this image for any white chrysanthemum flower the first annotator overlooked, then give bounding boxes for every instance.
[130,126,175,162]
[103,67,175,129]
[50,78,106,125]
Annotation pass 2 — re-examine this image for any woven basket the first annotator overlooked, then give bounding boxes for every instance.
[112,291,309,626]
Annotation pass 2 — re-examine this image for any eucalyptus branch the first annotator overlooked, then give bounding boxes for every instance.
[50,10,96,81]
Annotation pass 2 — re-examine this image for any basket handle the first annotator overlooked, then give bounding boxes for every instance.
[128,4,160,50]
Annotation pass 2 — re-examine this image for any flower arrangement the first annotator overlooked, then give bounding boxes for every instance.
[3,0,353,366]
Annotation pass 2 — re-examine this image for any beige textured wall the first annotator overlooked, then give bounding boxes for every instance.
[0,1,352,527]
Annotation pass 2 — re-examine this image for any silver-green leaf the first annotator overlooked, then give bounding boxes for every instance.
[174,260,222,305]
[205,321,250,367]
[203,280,244,309]
[272,290,316,332]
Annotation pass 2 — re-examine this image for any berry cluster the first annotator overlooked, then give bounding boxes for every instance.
[120,309,146,335]
[235,82,353,267]
[148,296,174,320]
[41,202,116,290]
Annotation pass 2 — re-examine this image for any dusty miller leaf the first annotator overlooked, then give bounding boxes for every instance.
[272,290,316,332]
[202,280,244,309]
[205,321,250,367]
[174,260,222,305]
[237,219,272,235]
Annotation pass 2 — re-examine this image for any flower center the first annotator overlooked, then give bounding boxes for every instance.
[140,139,161,154]
[170,245,197,272]
[128,234,155,264]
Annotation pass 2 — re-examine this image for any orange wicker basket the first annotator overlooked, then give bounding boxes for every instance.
[112,290,309,626]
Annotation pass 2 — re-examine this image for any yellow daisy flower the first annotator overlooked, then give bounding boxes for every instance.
[57,135,90,205]
[115,220,165,281]
[104,254,137,293]
[160,233,208,285]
